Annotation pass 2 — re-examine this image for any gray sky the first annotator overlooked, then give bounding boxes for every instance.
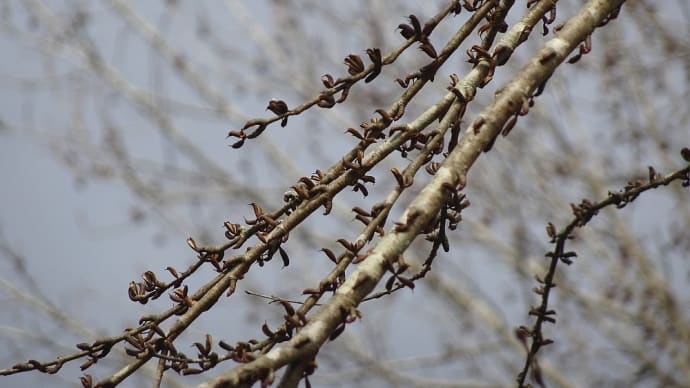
[1,1,689,387]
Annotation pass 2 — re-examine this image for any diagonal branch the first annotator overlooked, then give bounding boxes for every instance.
[202,0,627,386]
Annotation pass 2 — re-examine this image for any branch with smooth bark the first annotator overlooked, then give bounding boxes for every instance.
[203,0,626,386]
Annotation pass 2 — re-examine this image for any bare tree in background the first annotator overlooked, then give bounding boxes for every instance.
[1,0,690,387]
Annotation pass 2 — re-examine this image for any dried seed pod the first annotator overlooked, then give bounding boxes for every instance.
[355,214,370,225]
[681,147,690,162]
[165,267,179,279]
[365,48,382,83]
[407,14,422,38]
[279,300,295,316]
[391,168,405,188]
[398,23,415,39]
[345,127,365,141]
[321,248,338,264]
[317,92,336,108]
[419,42,437,58]
[278,247,290,267]
[291,184,310,200]
[266,99,288,115]
[336,84,351,103]
[336,238,354,252]
[360,175,376,184]
[352,206,371,217]
[321,74,335,88]
[648,166,657,182]
[186,237,198,251]
[322,198,333,215]
[546,222,556,238]
[344,54,365,75]
[398,276,415,289]
[374,108,392,126]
